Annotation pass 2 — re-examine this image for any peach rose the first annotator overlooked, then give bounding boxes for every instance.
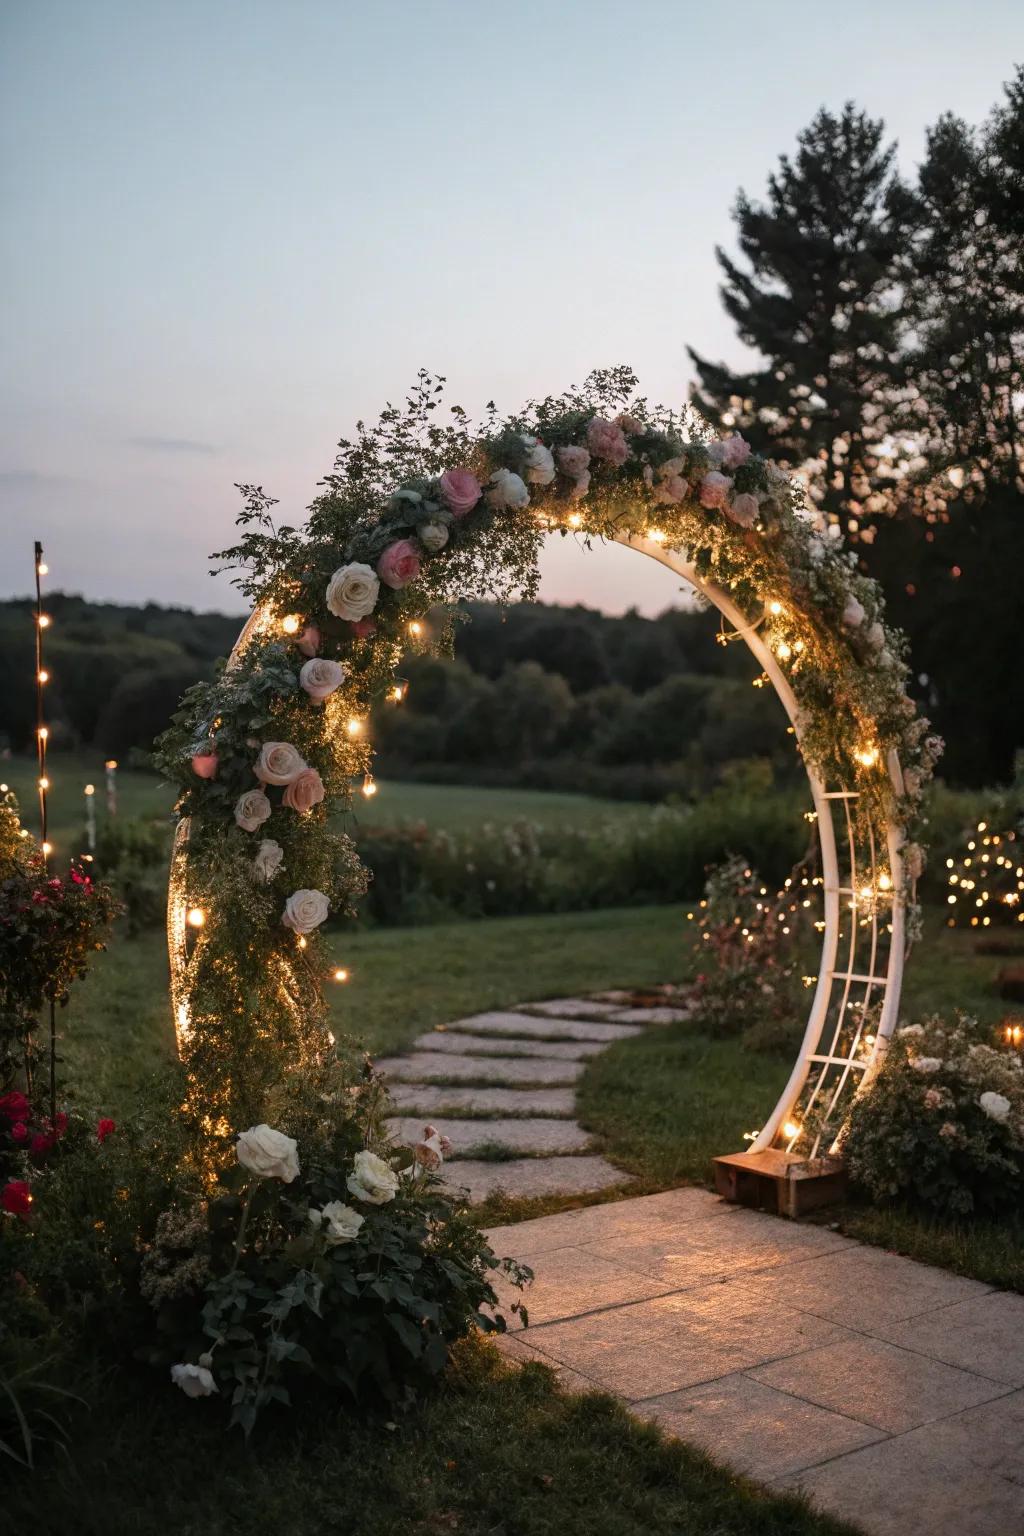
[438,468,482,517]
[282,767,325,814]
[377,539,421,590]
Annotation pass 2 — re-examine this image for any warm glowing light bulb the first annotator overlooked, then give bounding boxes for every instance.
[297,935,308,949]
[333,967,349,983]
[37,561,48,576]
[41,841,53,856]
[38,776,50,790]
[855,746,879,768]
[408,620,423,638]
[768,600,783,616]
[777,641,792,661]
[37,613,51,628]
[362,774,378,798]
[37,669,49,683]
[187,907,206,928]
[878,872,892,890]
[346,718,363,737]
[391,684,406,703]
[85,783,95,795]
[281,613,302,635]
[647,528,667,544]
[105,759,118,770]
[568,512,582,528]
[37,726,48,741]
[782,1121,801,1140]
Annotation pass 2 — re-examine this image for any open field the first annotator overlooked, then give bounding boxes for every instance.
[1,753,652,861]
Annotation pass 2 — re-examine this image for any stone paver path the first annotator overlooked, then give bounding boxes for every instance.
[375,989,691,1202]
[486,1188,1024,1536]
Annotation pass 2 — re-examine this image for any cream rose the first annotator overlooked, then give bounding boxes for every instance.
[170,1363,218,1398]
[486,467,530,511]
[299,657,347,702]
[347,1148,400,1205]
[281,888,329,934]
[317,1200,365,1245]
[980,1091,1011,1124]
[253,838,284,882]
[912,1056,943,1074]
[557,444,590,480]
[254,741,307,786]
[418,520,449,552]
[235,1123,300,1182]
[326,562,380,621]
[234,788,272,833]
[520,435,556,486]
[842,596,866,628]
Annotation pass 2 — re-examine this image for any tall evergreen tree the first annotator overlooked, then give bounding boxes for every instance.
[689,104,907,532]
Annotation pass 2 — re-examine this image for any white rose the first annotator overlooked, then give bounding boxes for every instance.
[299,657,347,702]
[319,1200,365,1245]
[236,1123,300,1182]
[899,1023,925,1038]
[520,435,556,486]
[418,521,449,552]
[281,888,330,935]
[253,838,284,882]
[326,562,380,621]
[235,788,272,833]
[254,741,307,785]
[979,1091,1011,1124]
[171,1362,218,1398]
[911,1056,943,1074]
[842,596,866,628]
[347,1148,400,1205]
[486,468,530,511]
[865,621,885,652]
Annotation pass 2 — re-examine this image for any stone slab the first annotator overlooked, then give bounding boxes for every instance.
[867,1292,1024,1386]
[413,1030,602,1061]
[525,1281,851,1400]
[485,1187,732,1258]
[492,1331,600,1396]
[440,1154,628,1204]
[607,1006,693,1025]
[489,1242,674,1326]
[749,1335,1006,1434]
[451,1011,643,1044]
[734,1243,992,1332]
[636,1372,885,1481]
[386,1084,577,1117]
[386,1115,592,1157]
[778,1395,1024,1536]
[373,1052,583,1086]
[516,997,632,1020]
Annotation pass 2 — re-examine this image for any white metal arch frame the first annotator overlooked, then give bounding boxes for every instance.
[168,539,909,1160]
[617,533,907,1158]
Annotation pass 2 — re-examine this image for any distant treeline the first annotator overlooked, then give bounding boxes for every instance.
[0,594,793,799]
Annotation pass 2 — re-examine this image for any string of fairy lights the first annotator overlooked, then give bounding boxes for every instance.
[945,819,1024,929]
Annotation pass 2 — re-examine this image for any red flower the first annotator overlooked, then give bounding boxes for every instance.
[53,1112,69,1137]
[0,1090,30,1122]
[30,1132,55,1156]
[1,1181,32,1218]
[97,1118,116,1144]
[10,1122,28,1143]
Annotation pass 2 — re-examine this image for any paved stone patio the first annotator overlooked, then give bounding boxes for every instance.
[486,1188,1024,1536]
[376,989,691,1200]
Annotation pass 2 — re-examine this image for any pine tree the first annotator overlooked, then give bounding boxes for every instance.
[688,104,906,530]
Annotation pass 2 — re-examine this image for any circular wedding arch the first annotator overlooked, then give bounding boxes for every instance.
[161,372,936,1162]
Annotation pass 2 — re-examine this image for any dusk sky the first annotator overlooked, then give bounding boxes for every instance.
[2,1,1021,618]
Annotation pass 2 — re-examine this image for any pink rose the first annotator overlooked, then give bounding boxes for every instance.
[282,767,325,815]
[556,445,590,480]
[296,625,320,658]
[726,492,760,528]
[923,1088,941,1110]
[254,742,306,785]
[699,471,733,509]
[652,475,687,505]
[377,539,421,590]
[710,435,751,470]
[586,417,629,466]
[350,617,377,639]
[191,752,218,780]
[438,468,482,518]
[615,412,643,435]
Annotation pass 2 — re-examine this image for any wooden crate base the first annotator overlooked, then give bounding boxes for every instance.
[713,1148,848,1219]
